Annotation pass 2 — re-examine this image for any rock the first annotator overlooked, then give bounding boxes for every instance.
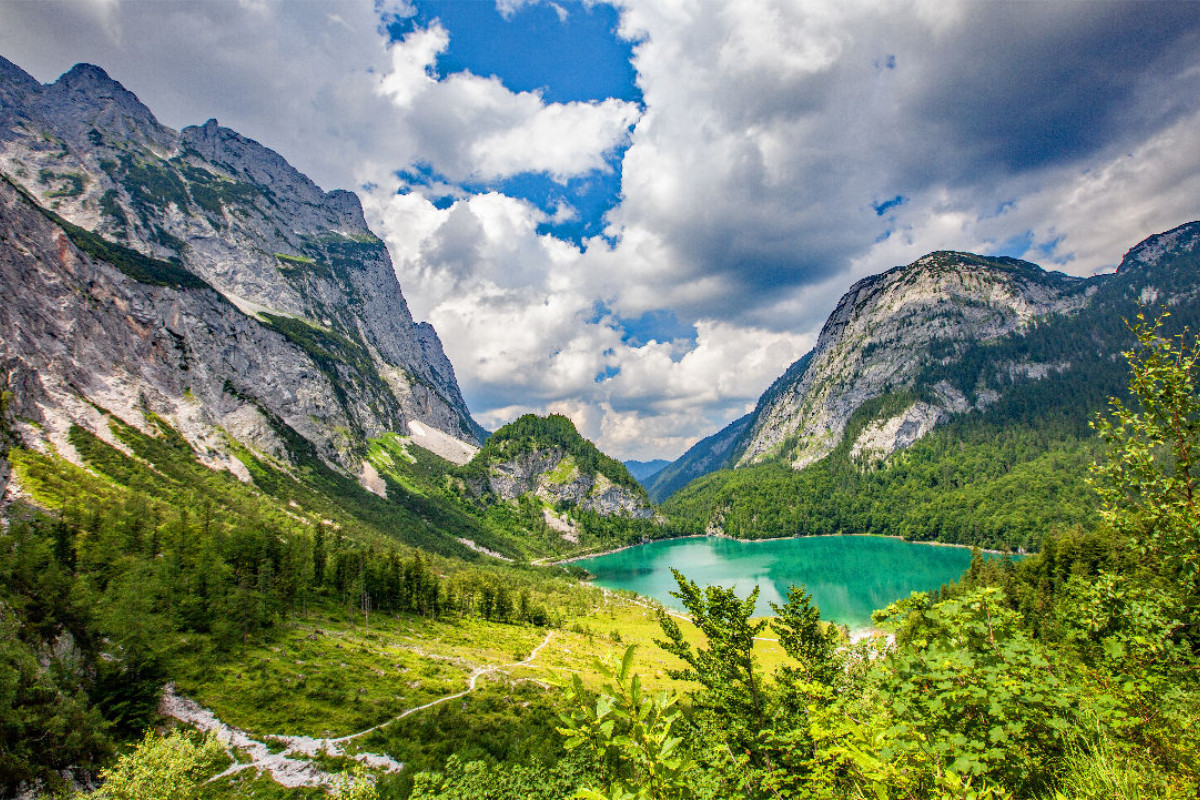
[0,56,484,476]
[737,252,1095,469]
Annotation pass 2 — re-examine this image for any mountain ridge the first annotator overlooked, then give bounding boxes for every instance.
[655,222,1200,507]
[0,57,484,481]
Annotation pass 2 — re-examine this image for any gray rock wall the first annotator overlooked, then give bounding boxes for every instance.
[738,253,1096,469]
[0,56,484,472]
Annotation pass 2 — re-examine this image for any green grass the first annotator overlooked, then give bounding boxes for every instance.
[545,456,579,485]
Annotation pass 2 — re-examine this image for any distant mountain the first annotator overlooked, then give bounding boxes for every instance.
[658,221,1200,549]
[645,414,752,503]
[624,459,670,482]
[0,57,484,487]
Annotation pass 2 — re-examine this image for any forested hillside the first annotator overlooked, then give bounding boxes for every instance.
[664,222,1200,551]
[454,414,667,557]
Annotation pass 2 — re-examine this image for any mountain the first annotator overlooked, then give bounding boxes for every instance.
[623,459,670,483]
[659,222,1200,549]
[459,414,656,523]
[644,414,752,503]
[0,58,483,485]
[738,252,1096,470]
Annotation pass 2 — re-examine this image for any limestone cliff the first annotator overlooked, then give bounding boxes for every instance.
[0,56,483,475]
[736,253,1095,470]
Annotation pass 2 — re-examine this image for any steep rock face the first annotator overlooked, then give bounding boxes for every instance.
[737,253,1096,470]
[477,447,654,519]
[0,57,483,470]
[0,178,347,473]
[1117,220,1200,274]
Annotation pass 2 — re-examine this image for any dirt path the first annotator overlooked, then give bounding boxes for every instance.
[159,629,557,790]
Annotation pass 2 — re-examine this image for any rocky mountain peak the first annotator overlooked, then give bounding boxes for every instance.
[41,62,174,151]
[0,55,41,109]
[0,54,484,478]
[735,251,1095,470]
[1116,220,1200,274]
[179,119,330,210]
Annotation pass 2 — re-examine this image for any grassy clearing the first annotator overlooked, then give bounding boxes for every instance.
[171,585,804,740]
[171,605,550,737]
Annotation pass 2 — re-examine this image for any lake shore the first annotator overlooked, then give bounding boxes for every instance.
[548,531,1019,567]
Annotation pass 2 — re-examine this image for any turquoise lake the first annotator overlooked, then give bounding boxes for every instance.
[573,535,997,630]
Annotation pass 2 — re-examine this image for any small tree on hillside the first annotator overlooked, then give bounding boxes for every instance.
[1090,312,1200,612]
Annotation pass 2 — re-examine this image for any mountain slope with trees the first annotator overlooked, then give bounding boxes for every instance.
[661,221,1200,551]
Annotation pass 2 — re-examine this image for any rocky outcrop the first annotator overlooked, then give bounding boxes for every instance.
[0,56,483,472]
[0,177,349,476]
[736,253,1095,469]
[479,447,654,519]
[848,402,945,463]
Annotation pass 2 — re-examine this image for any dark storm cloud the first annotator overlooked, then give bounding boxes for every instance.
[907,2,1200,179]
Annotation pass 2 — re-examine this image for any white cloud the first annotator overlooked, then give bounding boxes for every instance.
[375,26,640,183]
[364,178,810,461]
[376,23,448,108]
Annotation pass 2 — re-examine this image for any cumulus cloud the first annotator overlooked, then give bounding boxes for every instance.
[593,0,1200,337]
[375,20,639,182]
[362,182,810,460]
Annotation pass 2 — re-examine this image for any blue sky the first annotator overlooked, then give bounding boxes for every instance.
[5,0,1200,459]
[387,0,639,243]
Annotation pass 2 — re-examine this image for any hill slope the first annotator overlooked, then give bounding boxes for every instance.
[460,414,656,521]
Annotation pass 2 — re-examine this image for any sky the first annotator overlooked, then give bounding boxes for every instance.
[4,0,1200,461]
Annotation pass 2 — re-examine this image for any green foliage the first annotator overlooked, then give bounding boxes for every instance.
[301,231,389,276]
[90,729,224,800]
[559,646,698,800]
[1046,725,1194,800]
[118,156,190,216]
[1091,312,1200,601]
[176,163,263,216]
[0,596,113,794]
[654,573,771,763]
[99,189,128,229]
[331,765,380,800]
[407,752,592,800]
[38,168,85,198]
[650,573,855,798]
[873,587,1084,792]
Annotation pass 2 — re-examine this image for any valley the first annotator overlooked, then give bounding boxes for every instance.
[1,49,1199,800]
